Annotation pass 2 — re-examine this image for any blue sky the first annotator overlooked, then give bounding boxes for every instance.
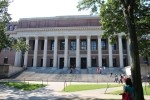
[8,0,90,21]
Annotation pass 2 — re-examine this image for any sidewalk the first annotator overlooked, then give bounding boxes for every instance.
[0,81,150,100]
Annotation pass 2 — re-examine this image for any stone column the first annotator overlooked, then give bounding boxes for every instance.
[64,36,68,69]
[14,52,19,66]
[108,37,113,67]
[127,39,132,65]
[23,37,29,68]
[118,35,124,67]
[87,36,91,68]
[33,37,38,67]
[53,36,58,68]
[14,37,20,67]
[76,36,80,69]
[43,36,48,67]
[98,35,102,67]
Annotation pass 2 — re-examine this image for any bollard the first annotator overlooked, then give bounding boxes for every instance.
[42,80,43,86]
[64,80,66,91]
[47,79,48,85]
[24,78,25,83]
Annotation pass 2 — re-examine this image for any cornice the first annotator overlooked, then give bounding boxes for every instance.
[15,26,102,32]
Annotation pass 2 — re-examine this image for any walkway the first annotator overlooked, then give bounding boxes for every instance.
[0,81,150,100]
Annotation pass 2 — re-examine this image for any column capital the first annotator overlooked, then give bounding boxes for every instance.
[35,36,38,40]
[98,35,102,38]
[118,34,123,38]
[64,36,68,38]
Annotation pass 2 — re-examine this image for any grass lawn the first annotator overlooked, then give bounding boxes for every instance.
[64,84,123,92]
[108,85,150,95]
[0,82,46,91]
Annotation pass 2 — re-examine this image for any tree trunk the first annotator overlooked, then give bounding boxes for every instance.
[123,3,144,100]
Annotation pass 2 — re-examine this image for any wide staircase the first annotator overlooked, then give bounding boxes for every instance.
[9,67,125,82]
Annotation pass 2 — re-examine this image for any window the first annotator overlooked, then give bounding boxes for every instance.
[70,40,76,50]
[32,40,35,50]
[91,39,97,50]
[4,57,8,64]
[50,40,54,50]
[101,39,107,50]
[9,25,13,31]
[113,58,117,67]
[112,43,117,50]
[81,40,87,50]
[60,40,65,50]
[14,25,17,29]
[41,40,44,50]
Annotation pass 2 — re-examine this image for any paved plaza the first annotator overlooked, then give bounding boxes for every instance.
[0,68,150,100]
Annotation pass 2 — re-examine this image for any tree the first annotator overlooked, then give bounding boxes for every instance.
[0,0,29,66]
[0,0,29,51]
[0,0,11,52]
[77,0,150,100]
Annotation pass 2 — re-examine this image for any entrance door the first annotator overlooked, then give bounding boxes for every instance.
[92,58,97,67]
[70,58,76,68]
[59,58,64,69]
[81,58,87,69]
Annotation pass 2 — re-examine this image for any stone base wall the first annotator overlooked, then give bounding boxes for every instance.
[0,64,24,78]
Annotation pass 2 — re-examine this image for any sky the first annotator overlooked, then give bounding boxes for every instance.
[8,0,90,21]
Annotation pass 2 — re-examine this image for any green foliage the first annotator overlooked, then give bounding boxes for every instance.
[64,84,123,92]
[0,82,46,91]
[0,0,11,52]
[0,0,29,53]
[77,0,103,14]
[77,0,150,57]
[12,38,30,52]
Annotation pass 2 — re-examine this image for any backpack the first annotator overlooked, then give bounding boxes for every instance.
[122,92,133,100]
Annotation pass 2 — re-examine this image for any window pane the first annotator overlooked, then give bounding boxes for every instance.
[101,39,107,50]
[60,40,65,50]
[70,40,76,50]
[81,40,87,50]
[91,39,97,50]
[50,40,54,50]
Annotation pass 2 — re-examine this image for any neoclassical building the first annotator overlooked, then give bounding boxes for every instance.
[0,15,145,69]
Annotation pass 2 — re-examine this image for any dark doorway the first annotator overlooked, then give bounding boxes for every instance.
[70,58,76,68]
[59,58,64,69]
[81,58,87,69]
[92,58,97,67]
[50,59,53,67]
[40,59,43,67]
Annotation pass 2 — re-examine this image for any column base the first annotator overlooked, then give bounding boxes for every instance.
[63,67,68,70]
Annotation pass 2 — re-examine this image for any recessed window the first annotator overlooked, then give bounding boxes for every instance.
[70,40,76,50]
[101,39,107,50]
[60,40,65,50]
[112,43,117,50]
[81,40,87,50]
[91,39,97,50]
[50,40,54,50]
[4,57,8,64]
[41,40,44,50]
[9,25,13,31]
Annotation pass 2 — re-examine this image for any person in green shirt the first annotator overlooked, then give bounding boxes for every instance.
[123,78,135,100]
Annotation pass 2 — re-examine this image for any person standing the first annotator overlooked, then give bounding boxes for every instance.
[121,78,135,100]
